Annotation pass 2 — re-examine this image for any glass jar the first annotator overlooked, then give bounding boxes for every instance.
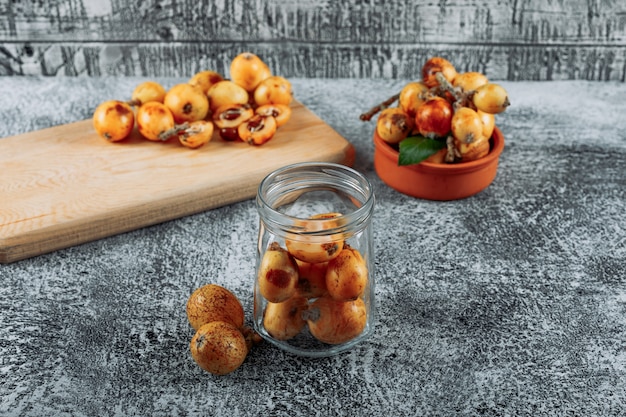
[254,162,375,357]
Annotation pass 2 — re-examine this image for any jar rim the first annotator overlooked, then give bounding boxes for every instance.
[256,162,375,236]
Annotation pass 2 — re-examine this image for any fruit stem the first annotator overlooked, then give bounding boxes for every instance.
[434,72,477,110]
[435,72,462,102]
[159,122,189,141]
[445,135,461,163]
[241,326,263,352]
[359,93,400,121]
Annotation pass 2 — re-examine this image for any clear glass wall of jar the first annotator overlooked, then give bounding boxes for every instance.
[254,162,375,357]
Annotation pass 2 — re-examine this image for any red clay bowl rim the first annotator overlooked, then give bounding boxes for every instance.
[374,127,505,174]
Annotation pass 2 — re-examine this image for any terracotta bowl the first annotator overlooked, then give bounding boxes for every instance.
[373,128,505,201]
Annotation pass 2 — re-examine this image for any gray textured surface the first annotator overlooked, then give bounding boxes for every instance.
[1,77,625,416]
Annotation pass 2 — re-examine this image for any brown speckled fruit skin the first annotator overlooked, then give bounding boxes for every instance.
[190,321,248,375]
[307,297,367,345]
[257,243,299,303]
[325,246,368,302]
[186,284,245,331]
[263,296,308,340]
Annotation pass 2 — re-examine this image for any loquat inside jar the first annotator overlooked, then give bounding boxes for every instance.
[254,162,375,357]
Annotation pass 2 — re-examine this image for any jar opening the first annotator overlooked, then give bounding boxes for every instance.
[257,162,375,237]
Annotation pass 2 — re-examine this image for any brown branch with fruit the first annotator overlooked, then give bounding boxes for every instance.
[359,93,400,121]
[362,56,510,166]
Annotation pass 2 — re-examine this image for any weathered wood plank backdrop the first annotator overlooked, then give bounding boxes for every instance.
[1,0,625,81]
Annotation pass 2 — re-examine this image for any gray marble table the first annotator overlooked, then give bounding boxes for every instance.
[1,77,625,417]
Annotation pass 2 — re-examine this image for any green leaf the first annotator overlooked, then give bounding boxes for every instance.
[398,136,446,166]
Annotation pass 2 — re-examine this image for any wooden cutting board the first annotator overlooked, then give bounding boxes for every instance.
[0,101,355,263]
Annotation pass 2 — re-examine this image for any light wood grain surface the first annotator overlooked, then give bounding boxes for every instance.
[0,100,354,263]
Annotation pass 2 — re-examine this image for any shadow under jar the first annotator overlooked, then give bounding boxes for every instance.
[254,162,376,357]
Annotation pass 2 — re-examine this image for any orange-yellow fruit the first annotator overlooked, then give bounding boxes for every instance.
[257,242,299,303]
[207,80,249,113]
[212,103,254,129]
[421,56,457,88]
[136,101,176,141]
[253,76,293,106]
[179,120,214,149]
[398,81,429,118]
[376,107,414,145]
[286,237,343,264]
[92,100,135,142]
[325,246,368,301]
[285,213,344,264]
[477,110,495,139]
[212,103,254,142]
[186,284,245,331]
[263,296,308,340]
[415,96,453,139]
[307,297,367,345]
[457,135,490,162]
[452,71,489,92]
[164,83,209,124]
[230,52,272,92]
[295,259,328,298]
[189,70,224,95]
[131,81,166,106]
[190,321,248,375]
[255,104,292,127]
[451,107,491,162]
[472,83,510,114]
[451,107,484,145]
[237,114,277,146]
